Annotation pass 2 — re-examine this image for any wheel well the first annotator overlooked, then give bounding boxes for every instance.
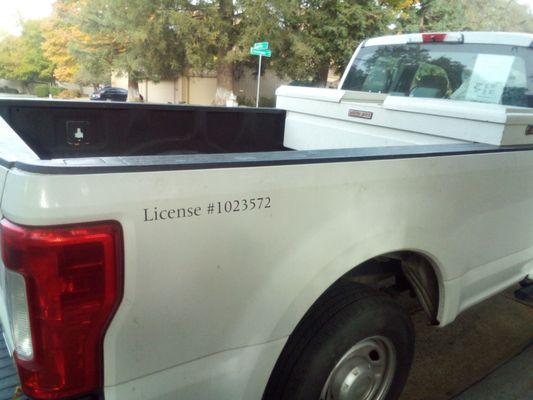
[338,251,440,325]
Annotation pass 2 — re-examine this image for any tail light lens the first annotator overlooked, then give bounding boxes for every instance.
[0,219,123,400]
[6,268,33,359]
[422,33,448,43]
[408,33,464,44]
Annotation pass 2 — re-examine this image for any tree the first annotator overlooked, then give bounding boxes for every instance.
[42,0,82,83]
[0,20,54,87]
[54,0,413,102]
[395,0,533,33]
[268,0,400,85]
[78,0,189,101]
[461,0,533,32]
[43,0,113,89]
[165,0,409,101]
[0,36,19,81]
[395,0,466,33]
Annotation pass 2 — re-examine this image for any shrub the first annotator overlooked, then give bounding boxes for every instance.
[34,84,50,97]
[49,87,66,97]
[236,95,255,107]
[57,89,82,99]
[235,95,275,107]
[259,96,275,108]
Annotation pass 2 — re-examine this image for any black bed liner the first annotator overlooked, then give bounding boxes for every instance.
[0,99,287,159]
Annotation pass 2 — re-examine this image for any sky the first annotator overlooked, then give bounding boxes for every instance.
[0,0,55,36]
[0,0,532,36]
[517,0,533,12]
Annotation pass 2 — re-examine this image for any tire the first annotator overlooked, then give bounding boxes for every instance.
[263,283,414,400]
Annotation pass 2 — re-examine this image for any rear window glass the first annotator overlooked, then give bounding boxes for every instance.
[341,43,532,108]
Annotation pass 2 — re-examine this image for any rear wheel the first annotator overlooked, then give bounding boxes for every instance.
[263,283,414,400]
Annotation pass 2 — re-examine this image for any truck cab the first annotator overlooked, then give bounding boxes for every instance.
[340,32,532,108]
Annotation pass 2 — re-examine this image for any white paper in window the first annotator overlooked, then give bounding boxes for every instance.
[464,54,515,104]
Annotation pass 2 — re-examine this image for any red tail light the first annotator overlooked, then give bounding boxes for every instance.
[422,33,447,43]
[1,219,123,400]
[420,33,463,43]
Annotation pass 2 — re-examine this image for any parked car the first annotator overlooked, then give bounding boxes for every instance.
[90,86,128,101]
[0,31,531,400]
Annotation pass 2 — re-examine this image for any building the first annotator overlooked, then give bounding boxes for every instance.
[111,68,288,106]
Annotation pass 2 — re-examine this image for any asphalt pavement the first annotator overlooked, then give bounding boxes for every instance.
[401,286,533,400]
[454,344,533,400]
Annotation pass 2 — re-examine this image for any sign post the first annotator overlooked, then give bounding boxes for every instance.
[250,42,271,107]
[256,53,262,108]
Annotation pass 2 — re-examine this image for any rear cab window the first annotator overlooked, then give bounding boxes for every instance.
[341,43,532,108]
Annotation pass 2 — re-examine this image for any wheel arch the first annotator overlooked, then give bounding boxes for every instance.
[263,250,428,399]
[255,248,445,399]
[269,247,445,343]
[344,249,443,325]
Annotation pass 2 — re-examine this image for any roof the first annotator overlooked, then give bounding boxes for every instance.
[364,31,533,48]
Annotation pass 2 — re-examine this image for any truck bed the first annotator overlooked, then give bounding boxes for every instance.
[2,98,533,176]
[0,99,287,159]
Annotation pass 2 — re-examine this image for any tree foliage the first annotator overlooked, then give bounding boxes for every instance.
[0,20,54,84]
[78,0,189,99]
[461,0,533,32]
[395,0,533,33]
[0,36,18,80]
[396,0,466,32]
[162,0,406,98]
[268,1,400,84]
[42,1,82,82]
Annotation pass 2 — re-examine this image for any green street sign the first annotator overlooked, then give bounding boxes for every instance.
[253,41,269,51]
[251,42,271,107]
[250,47,272,57]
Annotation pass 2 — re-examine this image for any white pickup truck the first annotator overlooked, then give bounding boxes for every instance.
[0,31,532,400]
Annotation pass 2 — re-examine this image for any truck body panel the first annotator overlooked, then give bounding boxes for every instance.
[103,337,286,400]
[2,146,533,396]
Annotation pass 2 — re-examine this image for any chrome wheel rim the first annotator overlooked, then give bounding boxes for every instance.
[320,336,396,400]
